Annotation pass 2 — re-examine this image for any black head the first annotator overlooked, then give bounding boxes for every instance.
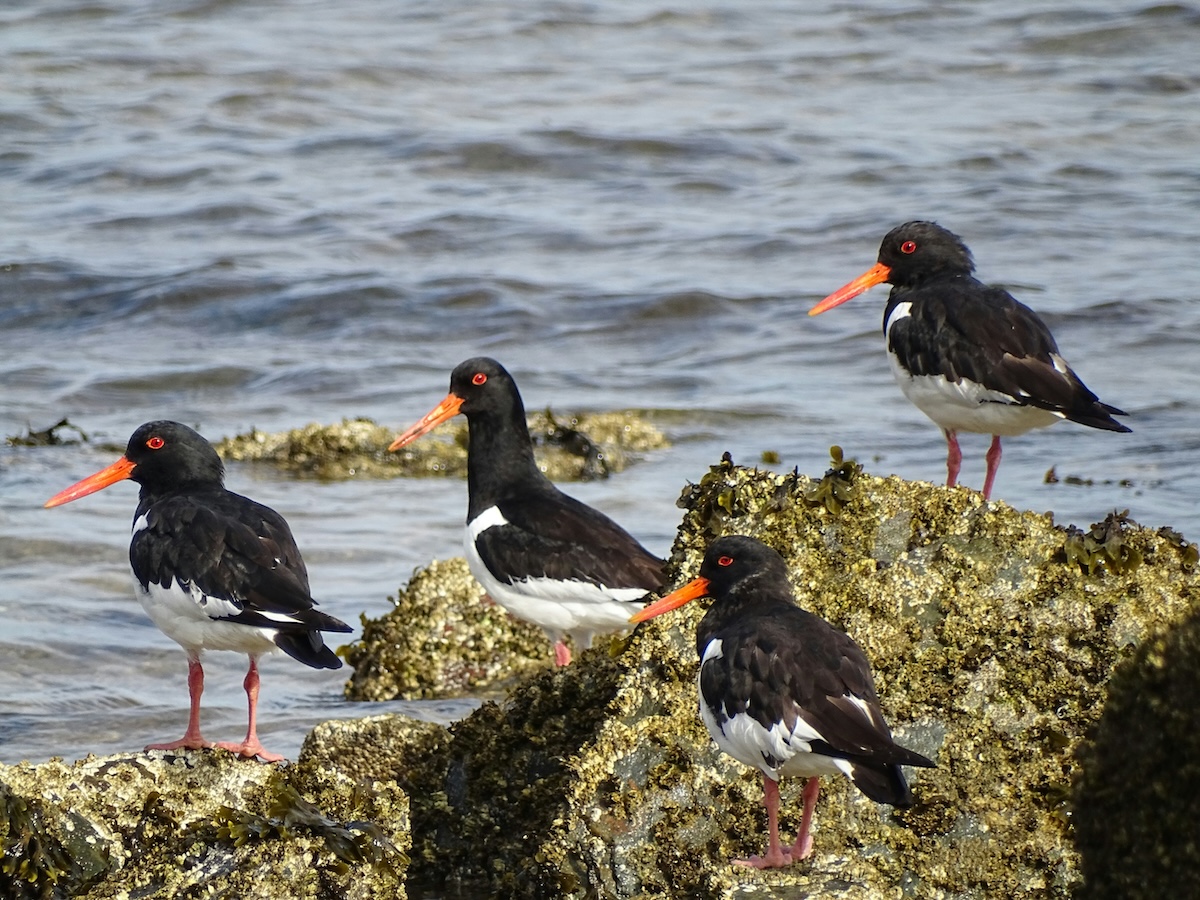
[447,357,525,419]
[698,535,792,604]
[122,420,225,493]
[45,420,224,508]
[877,221,975,287]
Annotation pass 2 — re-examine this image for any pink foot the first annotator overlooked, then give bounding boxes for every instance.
[733,847,795,869]
[215,738,285,763]
[553,640,572,666]
[790,831,814,861]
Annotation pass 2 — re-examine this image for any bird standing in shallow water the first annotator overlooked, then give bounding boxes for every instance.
[809,221,1130,498]
[631,535,934,869]
[389,357,664,666]
[45,420,352,762]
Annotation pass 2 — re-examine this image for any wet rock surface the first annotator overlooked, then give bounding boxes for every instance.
[0,749,409,900]
[9,455,1198,898]
[215,412,668,481]
[342,556,551,700]
[371,454,1197,898]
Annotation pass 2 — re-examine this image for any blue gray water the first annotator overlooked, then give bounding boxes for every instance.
[2,0,1198,765]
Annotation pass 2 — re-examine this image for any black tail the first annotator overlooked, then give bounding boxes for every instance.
[1066,400,1131,433]
[849,762,915,808]
[275,630,343,669]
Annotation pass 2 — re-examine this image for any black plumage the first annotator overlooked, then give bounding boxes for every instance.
[390,357,663,665]
[46,420,351,760]
[633,535,934,868]
[811,221,1130,497]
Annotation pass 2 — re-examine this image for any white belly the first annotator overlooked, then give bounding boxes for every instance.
[135,577,280,657]
[464,509,645,647]
[888,354,1061,436]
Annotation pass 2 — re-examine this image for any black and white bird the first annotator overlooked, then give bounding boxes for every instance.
[389,357,664,666]
[45,420,351,761]
[809,221,1130,498]
[631,535,934,869]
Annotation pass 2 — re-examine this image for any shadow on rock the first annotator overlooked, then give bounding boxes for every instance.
[1074,600,1200,898]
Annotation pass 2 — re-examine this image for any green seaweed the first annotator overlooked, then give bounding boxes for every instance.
[1062,510,1144,575]
[803,444,863,514]
[0,784,107,900]
[208,785,405,876]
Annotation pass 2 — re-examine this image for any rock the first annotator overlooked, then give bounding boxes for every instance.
[342,557,551,700]
[214,412,668,481]
[356,452,1197,898]
[0,749,410,900]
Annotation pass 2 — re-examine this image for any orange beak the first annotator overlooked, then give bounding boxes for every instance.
[388,393,466,451]
[44,456,136,508]
[808,261,892,315]
[629,576,711,623]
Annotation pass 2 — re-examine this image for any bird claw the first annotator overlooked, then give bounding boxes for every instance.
[733,849,795,869]
[215,739,285,763]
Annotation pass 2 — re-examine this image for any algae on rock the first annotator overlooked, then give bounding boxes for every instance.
[353,455,1198,898]
[343,557,551,701]
[215,412,668,481]
[0,750,410,900]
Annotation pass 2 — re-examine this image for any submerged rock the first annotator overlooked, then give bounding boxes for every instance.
[343,557,550,700]
[339,453,1197,898]
[0,749,410,900]
[215,412,668,481]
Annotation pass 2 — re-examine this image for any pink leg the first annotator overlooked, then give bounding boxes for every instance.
[734,775,795,869]
[553,640,572,667]
[944,428,961,487]
[982,434,1002,499]
[146,652,213,751]
[216,656,285,763]
[788,777,821,860]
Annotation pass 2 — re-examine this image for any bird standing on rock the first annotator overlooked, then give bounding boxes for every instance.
[631,535,935,869]
[45,420,352,762]
[809,221,1130,498]
[389,357,664,666]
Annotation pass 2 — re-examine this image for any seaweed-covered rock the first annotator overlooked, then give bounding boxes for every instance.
[215,412,668,481]
[343,557,550,700]
[373,454,1198,898]
[0,750,409,900]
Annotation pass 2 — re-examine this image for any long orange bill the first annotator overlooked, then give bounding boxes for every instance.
[44,456,136,508]
[629,576,712,624]
[388,393,465,451]
[808,261,892,316]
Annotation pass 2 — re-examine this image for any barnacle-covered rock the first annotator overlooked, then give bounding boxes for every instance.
[0,750,409,900]
[342,557,550,701]
[374,455,1198,898]
[215,411,668,481]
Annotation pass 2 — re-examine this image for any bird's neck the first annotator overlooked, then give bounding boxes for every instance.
[464,408,547,518]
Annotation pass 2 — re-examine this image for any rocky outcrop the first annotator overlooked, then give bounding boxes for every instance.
[0,749,409,900]
[214,412,668,481]
[9,454,1198,898]
[342,557,550,700]
[343,453,1197,898]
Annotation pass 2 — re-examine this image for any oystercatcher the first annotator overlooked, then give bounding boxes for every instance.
[389,357,664,665]
[44,420,352,762]
[809,221,1130,498]
[631,535,934,868]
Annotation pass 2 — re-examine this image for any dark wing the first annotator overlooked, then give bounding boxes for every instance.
[476,487,664,591]
[889,279,1130,431]
[704,606,933,770]
[131,491,351,636]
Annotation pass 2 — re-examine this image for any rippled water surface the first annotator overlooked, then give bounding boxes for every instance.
[2,0,1199,766]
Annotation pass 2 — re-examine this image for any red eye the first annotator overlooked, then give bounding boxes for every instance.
[717,555,734,567]
[146,436,165,450]
[472,373,487,386]
[900,240,917,254]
